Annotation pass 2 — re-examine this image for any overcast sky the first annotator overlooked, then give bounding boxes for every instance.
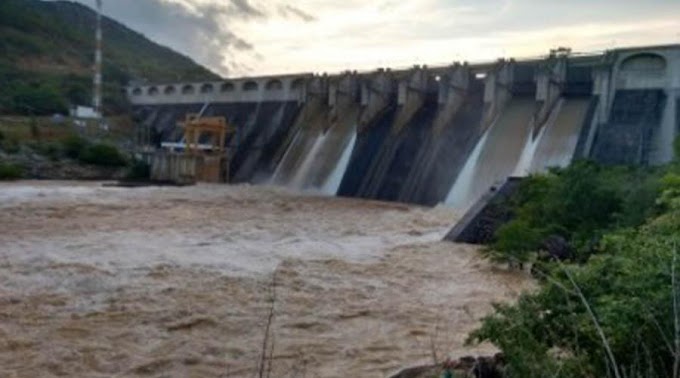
[71,0,680,78]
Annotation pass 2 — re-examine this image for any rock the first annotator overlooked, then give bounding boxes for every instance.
[391,354,505,378]
[389,364,439,378]
[541,235,572,261]
[444,178,523,244]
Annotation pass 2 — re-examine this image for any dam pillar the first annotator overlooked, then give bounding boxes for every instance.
[393,66,431,132]
[438,63,470,106]
[296,80,308,105]
[592,63,614,126]
[535,56,567,125]
[329,72,359,107]
[397,66,429,106]
[359,69,395,129]
[482,60,514,128]
[432,63,470,133]
[306,74,330,105]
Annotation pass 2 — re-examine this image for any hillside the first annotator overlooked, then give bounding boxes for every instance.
[0,0,219,115]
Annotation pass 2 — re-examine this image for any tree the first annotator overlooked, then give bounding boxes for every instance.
[12,84,67,115]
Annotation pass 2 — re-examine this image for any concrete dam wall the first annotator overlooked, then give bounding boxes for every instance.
[129,44,680,210]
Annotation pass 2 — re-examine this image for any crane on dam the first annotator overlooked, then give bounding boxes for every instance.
[150,114,235,184]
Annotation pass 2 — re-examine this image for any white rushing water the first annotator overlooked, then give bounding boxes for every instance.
[513,124,547,177]
[320,131,357,195]
[528,98,590,173]
[444,126,491,210]
[270,127,303,185]
[289,131,328,190]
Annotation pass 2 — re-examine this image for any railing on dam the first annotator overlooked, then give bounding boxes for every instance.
[127,44,680,107]
[128,74,314,105]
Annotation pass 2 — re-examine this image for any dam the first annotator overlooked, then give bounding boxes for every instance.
[130,44,680,210]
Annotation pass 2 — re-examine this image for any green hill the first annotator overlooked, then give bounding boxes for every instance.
[0,0,219,115]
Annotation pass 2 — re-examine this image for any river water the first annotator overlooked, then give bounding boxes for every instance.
[0,181,530,377]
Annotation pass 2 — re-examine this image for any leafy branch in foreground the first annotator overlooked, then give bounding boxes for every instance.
[468,159,680,377]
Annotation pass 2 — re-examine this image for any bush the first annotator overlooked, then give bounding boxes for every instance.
[1,137,20,154]
[125,160,150,180]
[28,141,61,161]
[489,161,661,264]
[29,117,40,139]
[470,216,680,377]
[78,143,127,167]
[61,135,87,159]
[11,84,68,115]
[0,162,22,180]
[468,161,680,377]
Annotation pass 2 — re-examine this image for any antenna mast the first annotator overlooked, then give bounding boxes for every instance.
[93,0,103,121]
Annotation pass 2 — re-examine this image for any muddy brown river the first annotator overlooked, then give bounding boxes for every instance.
[0,181,530,377]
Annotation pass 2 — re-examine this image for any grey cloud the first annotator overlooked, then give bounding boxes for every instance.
[277,5,316,22]
[71,0,263,76]
[228,0,265,19]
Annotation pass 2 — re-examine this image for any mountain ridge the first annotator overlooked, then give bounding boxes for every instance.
[0,0,220,115]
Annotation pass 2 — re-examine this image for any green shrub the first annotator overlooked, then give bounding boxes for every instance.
[468,161,680,377]
[0,162,22,180]
[61,135,87,159]
[125,160,150,180]
[29,117,40,139]
[0,129,5,141]
[470,216,680,378]
[11,84,68,115]
[78,143,127,167]
[490,161,662,264]
[44,143,61,161]
[29,141,61,161]
[674,136,680,161]
[1,137,20,154]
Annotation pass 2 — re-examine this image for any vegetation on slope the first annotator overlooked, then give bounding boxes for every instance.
[0,161,23,180]
[0,0,218,116]
[0,116,151,180]
[467,149,680,377]
[487,161,663,265]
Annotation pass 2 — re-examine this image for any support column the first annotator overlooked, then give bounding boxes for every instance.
[482,60,513,128]
[330,72,360,119]
[393,65,431,133]
[306,74,330,105]
[535,56,566,125]
[359,69,395,130]
[592,64,613,125]
[432,63,470,133]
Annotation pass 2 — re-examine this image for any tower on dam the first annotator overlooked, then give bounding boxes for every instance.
[128,44,680,210]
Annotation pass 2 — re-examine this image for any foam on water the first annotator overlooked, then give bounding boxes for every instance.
[0,181,530,378]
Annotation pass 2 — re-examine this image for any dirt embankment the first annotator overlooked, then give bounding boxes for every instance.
[0,182,531,377]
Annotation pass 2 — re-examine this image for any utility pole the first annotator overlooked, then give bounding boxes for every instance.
[93,0,103,125]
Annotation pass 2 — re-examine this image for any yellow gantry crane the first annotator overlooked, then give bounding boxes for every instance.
[151,114,235,184]
[179,114,236,182]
